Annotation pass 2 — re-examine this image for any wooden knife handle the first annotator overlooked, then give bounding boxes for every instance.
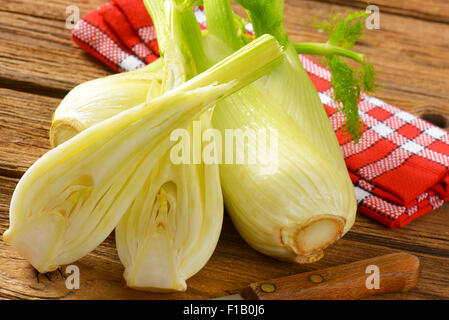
[241,252,420,300]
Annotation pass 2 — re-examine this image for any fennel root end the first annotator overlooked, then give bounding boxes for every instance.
[50,118,85,148]
[294,250,324,264]
[281,214,345,263]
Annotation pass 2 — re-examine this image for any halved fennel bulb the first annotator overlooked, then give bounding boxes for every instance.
[116,110,223,291]
[50,67,218,292]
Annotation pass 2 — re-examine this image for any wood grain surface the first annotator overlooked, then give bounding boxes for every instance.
[0,0,448,300]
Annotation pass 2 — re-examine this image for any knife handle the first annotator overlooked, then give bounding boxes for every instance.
[241,252,420,300]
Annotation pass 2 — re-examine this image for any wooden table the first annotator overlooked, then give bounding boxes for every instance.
[0,0,448,300]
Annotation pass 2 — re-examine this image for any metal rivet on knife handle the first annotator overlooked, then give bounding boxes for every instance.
[308,274,325,284]
[259,283,276,293]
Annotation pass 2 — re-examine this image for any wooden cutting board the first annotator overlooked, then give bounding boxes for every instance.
[0,0,448,299]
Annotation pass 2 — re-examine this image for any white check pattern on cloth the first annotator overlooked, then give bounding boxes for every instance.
[131,42,152,59]
[73,19,145,71]
[136,26,157,43]
[310,78,449,182]
[298,52,449,224]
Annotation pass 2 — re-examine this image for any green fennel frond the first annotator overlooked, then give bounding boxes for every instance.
[328,56,362,139]
[315,10,377,141]
[359,62,377,93]
[315,10,368,49]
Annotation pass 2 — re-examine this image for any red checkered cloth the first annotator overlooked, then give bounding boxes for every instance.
[72,0,449,228]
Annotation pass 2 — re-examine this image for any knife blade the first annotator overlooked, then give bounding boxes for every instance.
[214,252,420,300]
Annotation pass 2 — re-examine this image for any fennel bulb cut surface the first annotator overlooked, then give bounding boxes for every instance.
[52,73,221,291]
[3,34,285,273]
[116,110,223,292]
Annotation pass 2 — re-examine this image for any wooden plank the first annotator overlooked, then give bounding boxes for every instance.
[1,0,447,128]
[310,0,449,24]
[0,89,54,177]
[0,175,448,299]
[3,0,448,25]
[0,10,110,96]
[0,0,105,21]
